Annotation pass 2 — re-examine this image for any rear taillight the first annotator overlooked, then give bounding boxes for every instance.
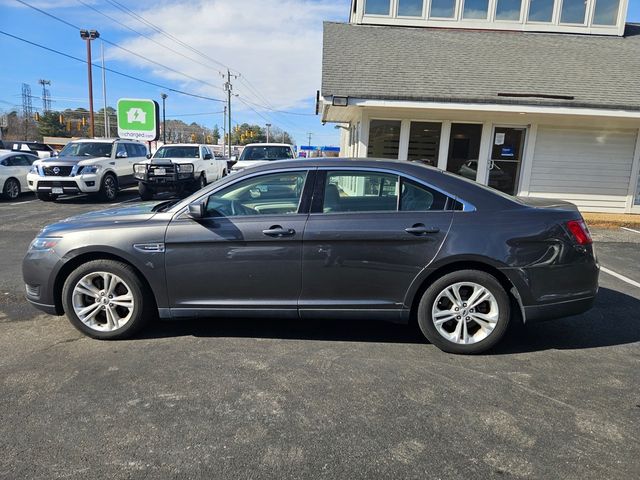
[566,220,592,245]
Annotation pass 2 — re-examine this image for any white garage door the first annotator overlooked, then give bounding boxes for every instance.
[528,126,638,212]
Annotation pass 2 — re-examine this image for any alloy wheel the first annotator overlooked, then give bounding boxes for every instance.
[103,176,116,200]
[431,282,499,345]
[5,179,19,199]
[71,271,134,332]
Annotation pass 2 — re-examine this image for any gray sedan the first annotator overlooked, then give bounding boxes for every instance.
[23,158,599,354]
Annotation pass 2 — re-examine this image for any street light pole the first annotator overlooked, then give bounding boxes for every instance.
[160,93,167,144]
[80,29,99,138]
[266,123,271,143]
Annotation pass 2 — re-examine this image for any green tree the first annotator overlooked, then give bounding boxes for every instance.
[212,125,220,144]
[37,111,67,138]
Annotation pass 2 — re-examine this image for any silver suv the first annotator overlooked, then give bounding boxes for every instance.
[28,139,147,202]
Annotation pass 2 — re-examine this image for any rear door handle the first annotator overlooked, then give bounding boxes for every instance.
[262,225,296,237]
[405,224,440,235]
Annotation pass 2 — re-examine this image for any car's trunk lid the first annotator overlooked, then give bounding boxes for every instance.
[515,196,580,212]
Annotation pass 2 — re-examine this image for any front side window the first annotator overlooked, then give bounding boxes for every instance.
[205,171,307,217]
[560,0,587,24]
[463,0,490,19]
[323,171,398,213]
[430,0,456,18]
[527,0,555,22]
[367,120,401,159]
[593,0,620,25]
[495,0,522,20]
[365,0,391,15]
[398,0,424,16]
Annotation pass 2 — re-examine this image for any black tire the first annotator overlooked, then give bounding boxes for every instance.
[222,169,227,177]
[61,259,153,340]
[417,270,511,354]
[36,192,57,202]
[2,178,20,200]
[194,173,207,191]
[98,173,118,202]
[138,182,154,201]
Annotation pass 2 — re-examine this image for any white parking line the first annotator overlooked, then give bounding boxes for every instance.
[10,200,37,206]
[600,267,640,289]
[621,227,640,235]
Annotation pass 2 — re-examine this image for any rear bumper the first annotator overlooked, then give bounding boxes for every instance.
[524,295,596,323]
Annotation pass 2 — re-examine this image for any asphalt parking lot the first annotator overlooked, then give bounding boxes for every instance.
[1,191,639,480]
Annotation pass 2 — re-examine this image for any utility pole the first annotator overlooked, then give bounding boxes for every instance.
[307,132,313,147]
[224,69,233,159]
[222,105,227,156]
[160,93,168,144]
[100,40,109,137]
[38,80,51,113]
[21,83,33,140]
[266,123,271,143]
[80,29,100,138]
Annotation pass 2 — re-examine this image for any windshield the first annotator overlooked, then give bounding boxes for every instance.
[59,142,112,158]
[239,146,294,161]
[154,146,200,159]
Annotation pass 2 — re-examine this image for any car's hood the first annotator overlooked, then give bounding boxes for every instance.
[39,155,106,165]
[40,202,162,235]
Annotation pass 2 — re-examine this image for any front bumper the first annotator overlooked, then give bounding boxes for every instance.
[22,248,64,316]
[27,173,100,194]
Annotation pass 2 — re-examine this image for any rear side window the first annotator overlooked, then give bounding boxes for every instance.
[323,171,398,213]
[400,178,448,211]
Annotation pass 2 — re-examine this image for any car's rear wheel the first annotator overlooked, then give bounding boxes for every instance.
[98,173,118,202]
[2,178,20,200]
[62,259,152,339]
[36,192,57,202]
[417,270,510,354]
[195,173,207,191]
[138,182,154,201]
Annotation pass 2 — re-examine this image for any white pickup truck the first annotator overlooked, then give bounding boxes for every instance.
[133,144,227,200]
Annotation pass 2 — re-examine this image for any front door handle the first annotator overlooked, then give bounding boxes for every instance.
[262,225,295,237]
[405,224,440,235]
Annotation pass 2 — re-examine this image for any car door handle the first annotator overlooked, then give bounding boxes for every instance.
[262,226,296,237]
[405,224,440,235]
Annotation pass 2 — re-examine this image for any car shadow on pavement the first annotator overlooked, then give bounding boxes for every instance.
[493,287,640,354]
[138,288,639,351]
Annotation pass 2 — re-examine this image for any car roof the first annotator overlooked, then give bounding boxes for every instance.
[244,143,294,147]
[158,144,203,147]
[0,151,38,160]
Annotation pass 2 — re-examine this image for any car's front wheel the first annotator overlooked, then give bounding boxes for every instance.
[36,192,57,202]
[2,178,20,200]
[417,270,510,354]
[138,182,154,201]
[61,259,152,339]
[98,173,118,202]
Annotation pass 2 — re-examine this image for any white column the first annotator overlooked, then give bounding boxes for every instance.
[437,121,452,170]
[518,123,538,196]
[359,111,370,158]
[398,119,411,160]
[625,128,640,212]
[476,121,494,184]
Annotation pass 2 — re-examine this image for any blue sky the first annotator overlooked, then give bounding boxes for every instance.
[0,0,638,146]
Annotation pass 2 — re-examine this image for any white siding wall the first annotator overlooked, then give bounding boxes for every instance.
[529,126,638,212]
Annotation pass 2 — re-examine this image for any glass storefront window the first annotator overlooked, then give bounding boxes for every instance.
[407,122,442,166]
[365,0,391,15]
[398,0,424,17]
[430,0,456,18]
[446,124,483,181]
[528,0,555,22]
[560,0,587,24]
[463,0,490,19]
[495,0,522,20]
[593,0,620,25]
[367,120,401,159]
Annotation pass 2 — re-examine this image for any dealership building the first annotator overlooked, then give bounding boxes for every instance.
[320,0,640,213]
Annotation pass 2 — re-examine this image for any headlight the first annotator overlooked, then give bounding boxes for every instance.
[29,237,61,252]
[29,165,39,175]
[79,165,100,175]
[177,164,194,173]
[134,164,147,174]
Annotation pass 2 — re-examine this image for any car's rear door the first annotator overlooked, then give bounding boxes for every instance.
[299,168,454,319]
[164,168,315,318]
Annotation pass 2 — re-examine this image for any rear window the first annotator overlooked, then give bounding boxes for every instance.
[239,146,294,161]
[154,146,199,159]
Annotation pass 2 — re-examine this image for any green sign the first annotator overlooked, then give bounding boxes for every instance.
[117,98,159,141]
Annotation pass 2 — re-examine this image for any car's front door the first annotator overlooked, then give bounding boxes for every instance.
[299,169,454,319]
[164,169,314,318]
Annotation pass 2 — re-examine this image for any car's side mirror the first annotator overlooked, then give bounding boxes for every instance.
[187,202,205,219]
[203,153,212,160]
[146,153,152,159]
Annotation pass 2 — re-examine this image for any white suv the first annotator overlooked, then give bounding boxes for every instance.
[231,143,296,173]
[28,139,147,202]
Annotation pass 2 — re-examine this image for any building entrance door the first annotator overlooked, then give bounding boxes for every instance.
[489,127,526,195]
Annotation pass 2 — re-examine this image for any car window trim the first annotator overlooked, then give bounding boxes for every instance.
[172,167,317,220]
[312,166,475,213]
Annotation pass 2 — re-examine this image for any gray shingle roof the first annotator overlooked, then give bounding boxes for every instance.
[322,22,640,111]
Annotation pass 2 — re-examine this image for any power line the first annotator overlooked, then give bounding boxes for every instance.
[16,0,225,94]
[0,30,224,102]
